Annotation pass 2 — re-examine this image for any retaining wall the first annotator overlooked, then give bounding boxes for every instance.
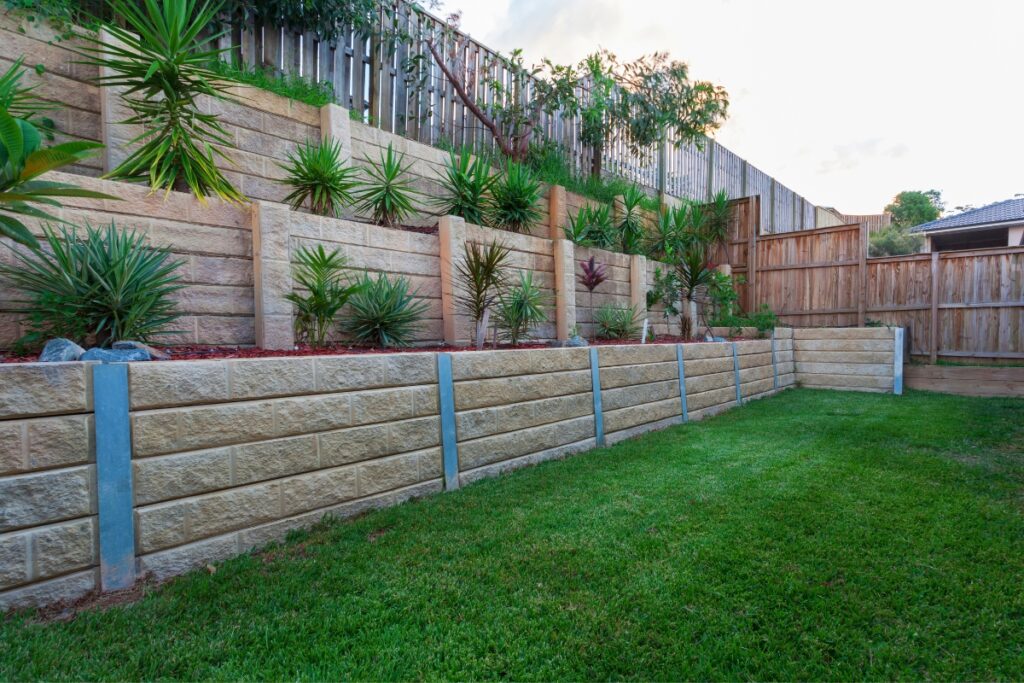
[0,328,851,611]
[794,327,903,392]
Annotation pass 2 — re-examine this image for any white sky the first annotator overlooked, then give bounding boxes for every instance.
[443,0,1023,215]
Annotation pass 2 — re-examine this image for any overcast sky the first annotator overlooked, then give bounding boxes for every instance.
[444,0,1021,215]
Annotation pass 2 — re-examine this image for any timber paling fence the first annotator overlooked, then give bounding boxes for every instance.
[218,0,815,233]
[726,217,1024,361]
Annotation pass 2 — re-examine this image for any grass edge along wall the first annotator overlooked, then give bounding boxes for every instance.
[0,326,905,612]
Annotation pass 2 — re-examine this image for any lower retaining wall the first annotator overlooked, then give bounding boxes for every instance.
[793,326,903,392]
[0,327,881,611]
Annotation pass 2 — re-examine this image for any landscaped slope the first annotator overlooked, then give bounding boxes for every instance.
[2,389,1023,680]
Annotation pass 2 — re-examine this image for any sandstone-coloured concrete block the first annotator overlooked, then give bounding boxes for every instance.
[793,350,894,364]
[0,466,93,532]
[357,451,426,497]
[129,361,229,410]
[131,411,181,458]
[136,502,189,553]
[318,423,390,467]
[228,358,316,400]
[0,422,24,475]
[796,362,892,377]
[388,416,439,452]
[604,397,680,435]
[596,344,675,367]
[602,379,678,412]
[315,356,389,392]
[384,353,437,385]
[281,466,358,516]
[738,365,773,384]
[195,316,255,346]
[186,481,282,541]
[350,387,416,426]
[133,448,233,505]
[233,435,319,486]
[0,533,29,589]
[0,568,96,613]
[32,518,96,580]
[599,361,676,389]
[680,343,732,360]
[25,415,93,471]
[734,340,771,355]
[411,385,439,417]
[793,339,893,352]
[138,534,239,582]
[0,363,89,420]
[458,416,593,471]
[176,401,278,453]
[274,393,352,436]
[799,373,892,390]
[738,352,773,370]
[685,370,733,395]
[687,385,736,412]
[793,327,893,340]
[454,370,590,411]
[684,356,734,378]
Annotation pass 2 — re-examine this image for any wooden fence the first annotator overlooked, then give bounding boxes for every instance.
[735,220,1024,361]
[216,1,816,232]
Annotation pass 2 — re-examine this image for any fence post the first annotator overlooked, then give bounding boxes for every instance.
[92,363,136,592]
[436,353,460,490]
[319,103,353,164]
[548,185,566,240]
[929,251,940,363]
[252,201,294,349]
[553,238,576,341]
[857,222,868,326]
[589,347,605,446]
[657,138,668,204]
[439,215,467,344]
[893,327,905,395]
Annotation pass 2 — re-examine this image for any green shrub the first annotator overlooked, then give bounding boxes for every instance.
[279,138,359,217]
[433,149,496,224]
[209,61,336,109]
[594,304,641,340]
[496,270,548,345]
[488,161,542,233]
[284,245,364,347]
[709,304,778,334]
[619,185,647,254]
[869,225,925,256]
[78,0,244,202]
[354,144,419,227]
[343,272,428,347]
[0,222,184,347]
[564,204,614,248]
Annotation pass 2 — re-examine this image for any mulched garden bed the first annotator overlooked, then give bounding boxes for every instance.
[0,335,742,364]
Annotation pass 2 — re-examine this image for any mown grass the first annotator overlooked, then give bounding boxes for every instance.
[2,389,1023,680]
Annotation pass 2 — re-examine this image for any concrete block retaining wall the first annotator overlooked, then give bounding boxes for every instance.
[0,327,892,612]
[794,327,903,392]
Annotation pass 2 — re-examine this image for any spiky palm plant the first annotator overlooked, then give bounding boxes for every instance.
[354,144,419,227]
[284,245,364,347]
[433,149,495,224]
[594,304,641,340]
[342,272,428,347]
[455,240,511,350]
[279,138,359,217]
[496,270,549,345]
[619,185,647,254]
[487,161,542,233]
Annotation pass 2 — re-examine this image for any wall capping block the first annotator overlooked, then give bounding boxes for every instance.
[437,352,459,490]
[589,347,605,446]
[893,327,904,395]
[92,363,136,591]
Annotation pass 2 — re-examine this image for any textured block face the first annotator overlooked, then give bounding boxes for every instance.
[32,518,96,580]
[0,364,90,420]
[0,467,94,532]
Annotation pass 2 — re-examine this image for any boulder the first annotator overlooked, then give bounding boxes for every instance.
[112,340,170,361]
[80,347,151,362]
[38,338,86,363]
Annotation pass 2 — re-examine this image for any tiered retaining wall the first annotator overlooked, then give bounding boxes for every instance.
[0,326,895,612]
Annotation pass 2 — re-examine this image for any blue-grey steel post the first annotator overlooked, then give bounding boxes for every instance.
[92,362,136,591]
[770,331,779,390]
[893,327,904,395]
[675,344,688,422]
[731,342,742,405]
[589,347,605,446]
[436,353,460,490]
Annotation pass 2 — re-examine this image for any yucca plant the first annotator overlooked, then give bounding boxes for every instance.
[0,58,55,135]
[455,239,510,350]
[342,272,428,347]
[279,138,359,217]
[0,221,184,347]
[619,185,647,254]
[646,207,681,261]
[284,245,364,347]
[354,144,419,227]
[577,255,607,341]
[496,270,549,345]
[433,149,495,224]
[77,0,244,203]
[0,109,114,249]
[487,161,541,233]
[594,304,641,340]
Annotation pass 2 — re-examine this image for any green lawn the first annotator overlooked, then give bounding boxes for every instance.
[3,389,1024,680]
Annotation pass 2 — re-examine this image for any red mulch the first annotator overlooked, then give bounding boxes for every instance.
[0,336,740,364]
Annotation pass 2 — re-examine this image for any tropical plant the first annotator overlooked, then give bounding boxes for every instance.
[594,304,641,340]
[354,143,418,227]
[455,240,510,350]
[618,185,648,254]
[565,204,615,249]
[0,109,114,249]
[710,304,778,335]
[495,270,548,345]
[433,149,495,224]
[279,138,359,217]
[77,0,243,202]
[706,270,742,319]
[646,207,681,261]
[342,272,427,347]
[701,189,732,264]
[0,58,55,128]
[488,161,542,233]
[577,256,607,340]
[0,221,184,347]
[284,245,364,347]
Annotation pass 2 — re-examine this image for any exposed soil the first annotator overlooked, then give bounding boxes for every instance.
[0,336,742,364]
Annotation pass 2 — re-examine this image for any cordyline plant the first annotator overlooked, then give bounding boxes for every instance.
[78,0,245,203]
[577,256,607,340]
[455,240,510,350]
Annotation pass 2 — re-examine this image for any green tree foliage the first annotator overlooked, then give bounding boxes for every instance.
[885,190,943,228]
[869,225,925,257]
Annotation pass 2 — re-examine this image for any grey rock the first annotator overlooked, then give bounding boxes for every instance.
[39,338,85,363]
[80,347,151,362]
[548,336,589,348]
[113,340,170,361]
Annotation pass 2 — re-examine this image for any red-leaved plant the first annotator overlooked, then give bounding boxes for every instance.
[578,256,608,340]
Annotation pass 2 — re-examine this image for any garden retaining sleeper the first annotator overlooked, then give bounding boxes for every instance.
[0,327,902,611]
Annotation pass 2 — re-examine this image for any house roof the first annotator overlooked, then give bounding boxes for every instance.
[911,198,1024,233]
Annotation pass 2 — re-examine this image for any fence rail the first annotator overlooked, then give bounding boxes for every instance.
[219,0,816,233]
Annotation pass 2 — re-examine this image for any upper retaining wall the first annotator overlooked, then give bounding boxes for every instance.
[0,332,813,611]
